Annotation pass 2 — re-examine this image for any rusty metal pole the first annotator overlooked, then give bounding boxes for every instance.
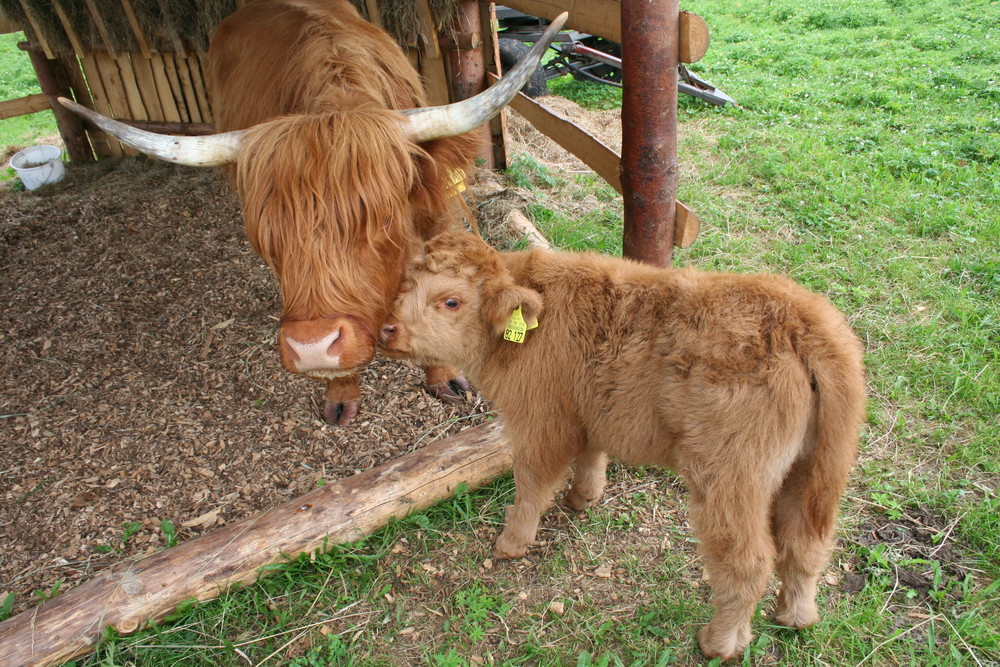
[620,0,679,266]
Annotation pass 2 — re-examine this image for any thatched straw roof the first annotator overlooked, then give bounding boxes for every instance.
[0,0,461,55]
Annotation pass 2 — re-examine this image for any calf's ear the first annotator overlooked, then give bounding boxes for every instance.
[484,283,543,336]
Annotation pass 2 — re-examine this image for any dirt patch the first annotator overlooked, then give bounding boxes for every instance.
[0,158,498,615]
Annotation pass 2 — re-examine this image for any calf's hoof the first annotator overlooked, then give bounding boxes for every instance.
[565,488,602,511]
[697,621,751,661]
[774,596,820,629]
[492,532,530,560]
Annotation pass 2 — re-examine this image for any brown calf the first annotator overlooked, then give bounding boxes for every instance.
[380,232,866,659]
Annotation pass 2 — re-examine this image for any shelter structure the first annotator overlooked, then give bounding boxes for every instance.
[1,0,709,264]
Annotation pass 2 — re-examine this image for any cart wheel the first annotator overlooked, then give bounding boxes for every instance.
[498,38,549,98]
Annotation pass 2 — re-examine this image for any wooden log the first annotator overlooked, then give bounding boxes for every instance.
[23,46,93,162]
[0,93,49,120]
[505,209,550,249]
[119,120,215,135]
[621,0,679,267]
[0,422,511,667]
[679,12,710,64]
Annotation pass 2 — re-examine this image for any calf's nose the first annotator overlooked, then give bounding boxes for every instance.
[379,322,398,345]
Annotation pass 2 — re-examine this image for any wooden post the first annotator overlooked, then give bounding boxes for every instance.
[620,0,679,267]
[444,0,494,168]
[0,422,511,667]
[21,44,93,162]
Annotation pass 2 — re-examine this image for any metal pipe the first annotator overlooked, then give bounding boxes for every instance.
[620,0,679,267]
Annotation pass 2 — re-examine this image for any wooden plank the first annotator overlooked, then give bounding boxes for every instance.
[118,0,152,57]
[482,2,508,169]
[173,55,203,123]
[364,0,383,28]
[0,93,49,120]
[149,54,182,122]
[17,0,55,59]
[501,0,621,43]
[492,72,621,192]
[130,55,163,121]
[0,422,512,667]
[94,52,135,154]
[82,0,119,58]
[59,53,114,159]
[414,0,441,59]
[162,53,190,122]
[188,54,212,122]
[78,53,122,157]
[674,201,700,249]
[52,1,85,56]
[115,55,148,121]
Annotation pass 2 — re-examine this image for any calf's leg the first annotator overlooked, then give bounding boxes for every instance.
[770,453,842,628]
[565,448,608,510]
[685,463,781,660]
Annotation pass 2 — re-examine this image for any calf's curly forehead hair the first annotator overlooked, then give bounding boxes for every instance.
[402,232,506,288]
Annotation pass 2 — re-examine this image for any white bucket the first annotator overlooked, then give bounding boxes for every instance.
[9,145,65,190]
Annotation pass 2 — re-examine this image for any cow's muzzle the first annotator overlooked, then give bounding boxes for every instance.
[280,316,375,379]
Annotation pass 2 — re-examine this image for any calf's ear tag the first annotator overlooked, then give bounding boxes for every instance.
[503,305,537,344]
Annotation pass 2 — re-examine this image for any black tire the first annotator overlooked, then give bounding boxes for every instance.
[497,38,549,98]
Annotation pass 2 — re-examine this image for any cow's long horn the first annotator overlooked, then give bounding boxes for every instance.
[57,97,244,167]
[401,11,569,143]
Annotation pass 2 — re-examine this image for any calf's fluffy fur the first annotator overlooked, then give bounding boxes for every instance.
[380,232,866,660]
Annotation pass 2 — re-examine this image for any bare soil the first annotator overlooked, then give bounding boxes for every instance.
[0,156,498,615]
[0,98,618,616]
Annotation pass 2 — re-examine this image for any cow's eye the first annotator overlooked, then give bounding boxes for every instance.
[442,298,461,310]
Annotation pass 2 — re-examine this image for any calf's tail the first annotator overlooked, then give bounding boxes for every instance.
[801,328,866,538]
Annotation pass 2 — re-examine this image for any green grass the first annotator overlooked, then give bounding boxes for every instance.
[10,0,998,663]
[0,31,60,172]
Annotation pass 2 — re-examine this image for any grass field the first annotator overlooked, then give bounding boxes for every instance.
[3,0,998,663]
[0,31,59,163]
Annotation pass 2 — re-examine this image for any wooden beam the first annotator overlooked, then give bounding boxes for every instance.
[117,0,152,57]
[498,0,709,64]
[0,422,512,667]
[23,46,93,161]
[491,72,620,192]
[0,93,49,120]
[500,0,621,43]
[17,0,55,59]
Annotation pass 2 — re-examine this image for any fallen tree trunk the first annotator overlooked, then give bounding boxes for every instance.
[0,421,510,667]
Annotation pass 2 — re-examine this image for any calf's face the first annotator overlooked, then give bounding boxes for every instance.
[379,235,542,370]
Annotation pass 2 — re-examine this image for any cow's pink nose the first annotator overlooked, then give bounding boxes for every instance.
[379,323,397,344]
[280,317,371,377]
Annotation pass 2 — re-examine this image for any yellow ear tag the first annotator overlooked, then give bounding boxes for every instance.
[503,305,538,344]
[449,169,467,193]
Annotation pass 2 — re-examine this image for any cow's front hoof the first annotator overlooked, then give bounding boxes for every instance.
[427,374,471,405]
[323,399,360,426]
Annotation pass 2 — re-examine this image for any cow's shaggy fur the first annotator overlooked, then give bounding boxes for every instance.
[208,0,479,421]
[380,232,867,659]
